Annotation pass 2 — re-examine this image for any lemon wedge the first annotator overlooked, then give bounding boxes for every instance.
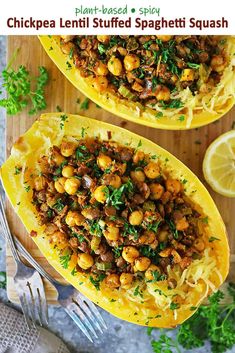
[203,130,235,197]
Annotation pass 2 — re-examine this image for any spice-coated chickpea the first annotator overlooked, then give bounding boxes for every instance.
[180,69,195,82]
[34,176,47,191]
[77,253,94,270]
[103,174,122,189]
[51,231,68,245]
[62,165,75,178]
[124,54,140,71]
[97,154,112,171]
[53,151,66,166]
[156,35,173,42]
[94,61,108,76]
[175,217,189,231]
[104,225,120,241]
[145,264,162,281]
[97,35,110,43]
[134,257,151,272]
[158,230,169,242]
[149,183,164,200]
[122,246,140,263]
[60,141,77,157]
[92,76,108,93]
[54,177,67,194]
[210,55,226,73]
[155,86,171,101]
[120,273,134,289]
[93,185,109,203]
[139,231,156,245]
[64,178,81,195]
[108,56,123,76]
[165,179,181,194]
[105,274,120,288]
[129,210,144,226]
[133,150,145,164]
[144,162,160,179]
[130,169,145,183]
[61,41,75,55]
[65,211,85,227]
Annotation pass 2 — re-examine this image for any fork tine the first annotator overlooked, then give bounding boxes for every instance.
[72,301,98,338]
[36,287,49,327]
[25,282,37,328]
[17,291,33,329]
[65,308,94,343]
[78,292,107,330]
[75,294,103,334]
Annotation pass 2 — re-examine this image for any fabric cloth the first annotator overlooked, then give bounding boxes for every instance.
[0,303,70,353]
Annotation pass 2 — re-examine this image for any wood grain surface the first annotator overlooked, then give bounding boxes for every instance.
[5,36,235,304]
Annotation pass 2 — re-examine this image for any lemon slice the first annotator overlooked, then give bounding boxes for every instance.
[203,130,235,197]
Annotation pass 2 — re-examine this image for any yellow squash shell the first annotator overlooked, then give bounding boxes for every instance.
[0,113,229,327]
[39,36,235,130]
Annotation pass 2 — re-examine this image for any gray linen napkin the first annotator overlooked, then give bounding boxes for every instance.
[0,303,70,353]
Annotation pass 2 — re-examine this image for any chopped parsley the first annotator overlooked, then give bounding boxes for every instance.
[170,302,180,310]
[209,236,220,242]
[147,270,167,283]
[53,198,65,212]
[60,114,68,130]
[80,98,90,110]
[112,245,124,258]
[133,285,143,298]
[59,254,71,269]
[160,99,184,110]
[14,166,22,175]
[89,274,106,290]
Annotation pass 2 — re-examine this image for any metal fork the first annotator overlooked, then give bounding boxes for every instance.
[0,194,48,329]
[0,197,107,342]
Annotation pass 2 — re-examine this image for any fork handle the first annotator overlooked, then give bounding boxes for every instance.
[0,194,21,263]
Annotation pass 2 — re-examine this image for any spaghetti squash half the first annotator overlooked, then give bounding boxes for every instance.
[0,113,229,327]
[39,35,235,130]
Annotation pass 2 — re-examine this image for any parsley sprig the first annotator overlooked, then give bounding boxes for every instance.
[149,284,235,353]
[0,63,49,115]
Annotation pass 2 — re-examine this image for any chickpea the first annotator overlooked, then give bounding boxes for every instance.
[77,253,94,270]
[51,231,67,245]
[139,231,156,245]
[134,257,151,272]
[156,35,173,42]
[34,176,47,191]
[108,56,123,76]
[60,141,77,157]
[93,185,109,203]
[61,41,75,55]
[176,217,189,231]
[130,169,145,183]
[97,35,110,43]
[124,54,140,71]
[180,68,195,82]
[105,274,120,288]
[143,201,156,212]
[64,178,81,195]
[155,86,171,101]
[165,179,181,194]
[62,165,75,178]
[194,239,205,252]
[115,163,127,175]
[91,236,101,251]
[97,154,112,171]
[54,177,66,194]
[52,150,66,166]
[133,150,145,164]
[120,273,134,289]
[129,210,144,226]
[144,162,160,179]
[210,55,226,73]
[94,61,108,76]
[158,230,169,242]
[145,265,162,281]
[103,174,121,189]
[122,246,140,263]
[149,183,164,200]
[65,211,85,227]
[61,35,75,43]
[92,76,108,93]
[104,225,120,241]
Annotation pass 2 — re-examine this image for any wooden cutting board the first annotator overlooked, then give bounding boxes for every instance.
[5,36,235,304]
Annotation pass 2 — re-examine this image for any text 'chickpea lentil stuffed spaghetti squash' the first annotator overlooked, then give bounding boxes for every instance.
[39,35,235,129]
[0,114,229,327]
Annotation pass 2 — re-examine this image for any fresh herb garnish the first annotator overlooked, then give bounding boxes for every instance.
[160,99,184,109]
[170,302,180,310]
[14,166,22,175]
[187,62,200,69]
[123,223,139,240]
[89,274,106,290]
[89,220,103,237]
[53,198,65,212]
[112,245,124,258]
[98,43,106,55]
[59,254,71,269]
[209,236,220,242]
[107,179,134,210]
[75,145,91,162]
[166,220,178,239]
[80,98,90,110]
[147,270,167,283]
[0,64,49,115]
[134,285,143,298]
[60,114,68,130]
